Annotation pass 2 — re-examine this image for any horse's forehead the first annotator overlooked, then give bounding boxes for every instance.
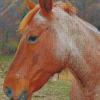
[26,12,48,34]
[26,8,58,33]
[33,11,47,26]
[32,7,66,26]
[26,7,69,35]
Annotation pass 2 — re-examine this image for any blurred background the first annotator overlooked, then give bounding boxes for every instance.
[0,0,100,99]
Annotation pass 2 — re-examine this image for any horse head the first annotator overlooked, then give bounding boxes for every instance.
[4,0,100,100]
[3,0,74,99]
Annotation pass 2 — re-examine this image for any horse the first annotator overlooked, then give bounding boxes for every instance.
[3,0,100,100]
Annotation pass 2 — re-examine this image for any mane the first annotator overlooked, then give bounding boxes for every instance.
[54,1,76,15]
[19,5,40,32]
[19,1,76,32]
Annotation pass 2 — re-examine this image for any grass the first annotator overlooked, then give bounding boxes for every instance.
[44,78,70,95]
[0,55,13,78]
[32,78,71,100]
[0,55,13,62]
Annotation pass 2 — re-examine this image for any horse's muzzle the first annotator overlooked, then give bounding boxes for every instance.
[3,86,13,99]
[4,86,28,100]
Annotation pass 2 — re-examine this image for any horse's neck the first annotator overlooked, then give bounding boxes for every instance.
[52,7,100,96]
[69,51,100,96]
[68,16,100,96]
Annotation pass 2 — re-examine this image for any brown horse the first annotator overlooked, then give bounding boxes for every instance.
[3,0,100,100]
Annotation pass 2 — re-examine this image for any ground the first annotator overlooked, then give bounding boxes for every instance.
[0,77,71,100]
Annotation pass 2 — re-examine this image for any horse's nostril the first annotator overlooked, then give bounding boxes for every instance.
[3,86,13,99]
[18,90,28,100]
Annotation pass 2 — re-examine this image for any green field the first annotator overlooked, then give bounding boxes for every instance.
[0,55,13,77]
[33,78,71,100]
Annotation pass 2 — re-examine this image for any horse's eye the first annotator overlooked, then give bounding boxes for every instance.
[28,36,38,43]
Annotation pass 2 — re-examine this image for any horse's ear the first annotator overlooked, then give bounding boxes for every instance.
[39,0,53,15]
[26,0,36,10]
